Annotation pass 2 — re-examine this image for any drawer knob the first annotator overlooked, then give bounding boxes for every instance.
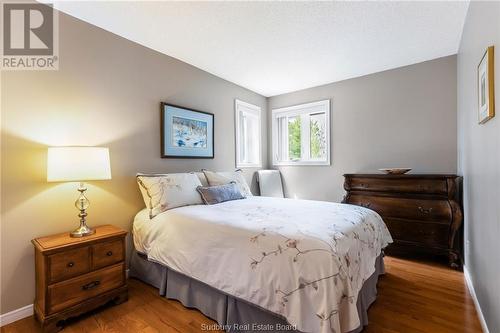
[67,262,74,268]
[82,280,100,290]
[418,206,433,214]
[361,202,372,208]
[106,251,113,256]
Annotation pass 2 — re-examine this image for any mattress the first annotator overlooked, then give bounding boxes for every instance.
[132,196,392,333]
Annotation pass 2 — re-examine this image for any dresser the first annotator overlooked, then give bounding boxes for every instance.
[32,225,128,332]
[342,174,463,269]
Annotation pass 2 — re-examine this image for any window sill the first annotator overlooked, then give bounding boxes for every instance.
[236,163,262,168]
[273,160,330,166]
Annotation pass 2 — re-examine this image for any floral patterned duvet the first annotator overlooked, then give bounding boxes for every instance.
[133,196,392,333]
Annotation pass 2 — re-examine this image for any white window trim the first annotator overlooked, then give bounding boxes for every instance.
[272,99,331,166]
[235,99,262,168]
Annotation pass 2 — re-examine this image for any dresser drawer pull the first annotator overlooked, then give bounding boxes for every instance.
[82,280,100,290]
[360,203,372,208]
[67,262,74,268]
[418,206,433,214]
[106,251,113,256]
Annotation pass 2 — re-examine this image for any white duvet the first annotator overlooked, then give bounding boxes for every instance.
[133,196,392,333]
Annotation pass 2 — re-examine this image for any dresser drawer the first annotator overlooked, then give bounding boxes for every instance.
[48,247,90,283]
[92,239,124,270]
[386,219,449,248]
[348,177,448,195]
[348,195,452,221]
[47,263,125,314]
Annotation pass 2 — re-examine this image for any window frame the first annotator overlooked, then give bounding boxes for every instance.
[235,99,262,168]
[272,99,331,166]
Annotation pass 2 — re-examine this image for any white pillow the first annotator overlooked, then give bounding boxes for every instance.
[203,170,253,197]
[194,172,209,186]
[136,173,203,219]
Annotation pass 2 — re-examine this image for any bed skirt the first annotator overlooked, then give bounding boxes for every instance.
[129,249,384,333]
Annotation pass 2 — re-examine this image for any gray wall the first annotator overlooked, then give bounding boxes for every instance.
[457,2,500,332]
[267,56,458,202]
[0,11,267,314]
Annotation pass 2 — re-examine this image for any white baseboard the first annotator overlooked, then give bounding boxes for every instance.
[464,266,490,333]
[0,304,33,327]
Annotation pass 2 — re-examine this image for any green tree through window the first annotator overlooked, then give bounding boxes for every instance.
[288,117,301,160]
[310,115,325,159]
[273,100,329,165]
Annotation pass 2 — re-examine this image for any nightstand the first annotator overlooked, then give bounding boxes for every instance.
[32,225,128,332]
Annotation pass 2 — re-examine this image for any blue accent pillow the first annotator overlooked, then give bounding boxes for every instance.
[196,182,245,205]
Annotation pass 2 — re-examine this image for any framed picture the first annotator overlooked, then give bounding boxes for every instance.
[161,103,214,158]
[478,46,495,124]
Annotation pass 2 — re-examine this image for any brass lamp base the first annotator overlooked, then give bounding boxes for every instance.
[70,182,95,238]
[70,224,95,238]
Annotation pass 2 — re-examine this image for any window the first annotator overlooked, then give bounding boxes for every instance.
[272,100,330,166]
[235,99,262,168]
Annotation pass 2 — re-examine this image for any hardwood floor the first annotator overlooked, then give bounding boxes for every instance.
[364,256,482,333]
[1,256,482,333]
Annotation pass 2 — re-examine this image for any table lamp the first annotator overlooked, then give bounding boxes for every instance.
[47,147,112,237]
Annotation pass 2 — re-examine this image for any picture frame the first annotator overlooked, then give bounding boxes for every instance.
[161,102,214,158]
[477,46,495,124]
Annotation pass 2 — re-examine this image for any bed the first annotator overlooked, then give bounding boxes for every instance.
[130,196,392,333]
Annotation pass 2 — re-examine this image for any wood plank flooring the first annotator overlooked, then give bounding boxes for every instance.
[1,256,482,333]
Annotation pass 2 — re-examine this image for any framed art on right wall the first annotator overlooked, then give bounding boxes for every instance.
[478,45,495,124]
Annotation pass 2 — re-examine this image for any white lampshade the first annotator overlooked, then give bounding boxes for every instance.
[47,147,112,182]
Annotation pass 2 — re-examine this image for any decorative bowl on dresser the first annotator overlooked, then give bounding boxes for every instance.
[32,225,128,332]
[342,174,463,269]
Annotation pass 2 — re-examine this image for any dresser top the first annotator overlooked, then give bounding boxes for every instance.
[32,225,127,252]
[344,174,460,179]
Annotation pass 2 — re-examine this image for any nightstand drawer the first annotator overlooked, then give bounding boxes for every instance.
[92,239,124,270]
[47,263,125,314]
[48,247,90,283]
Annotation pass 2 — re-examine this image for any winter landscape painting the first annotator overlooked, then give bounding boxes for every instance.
[172,116,208,148]
[161,103,214,158]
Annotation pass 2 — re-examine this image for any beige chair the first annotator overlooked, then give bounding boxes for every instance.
[256,170,284,198]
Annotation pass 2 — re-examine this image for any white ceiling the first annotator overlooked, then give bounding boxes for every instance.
[52,1,469,97]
